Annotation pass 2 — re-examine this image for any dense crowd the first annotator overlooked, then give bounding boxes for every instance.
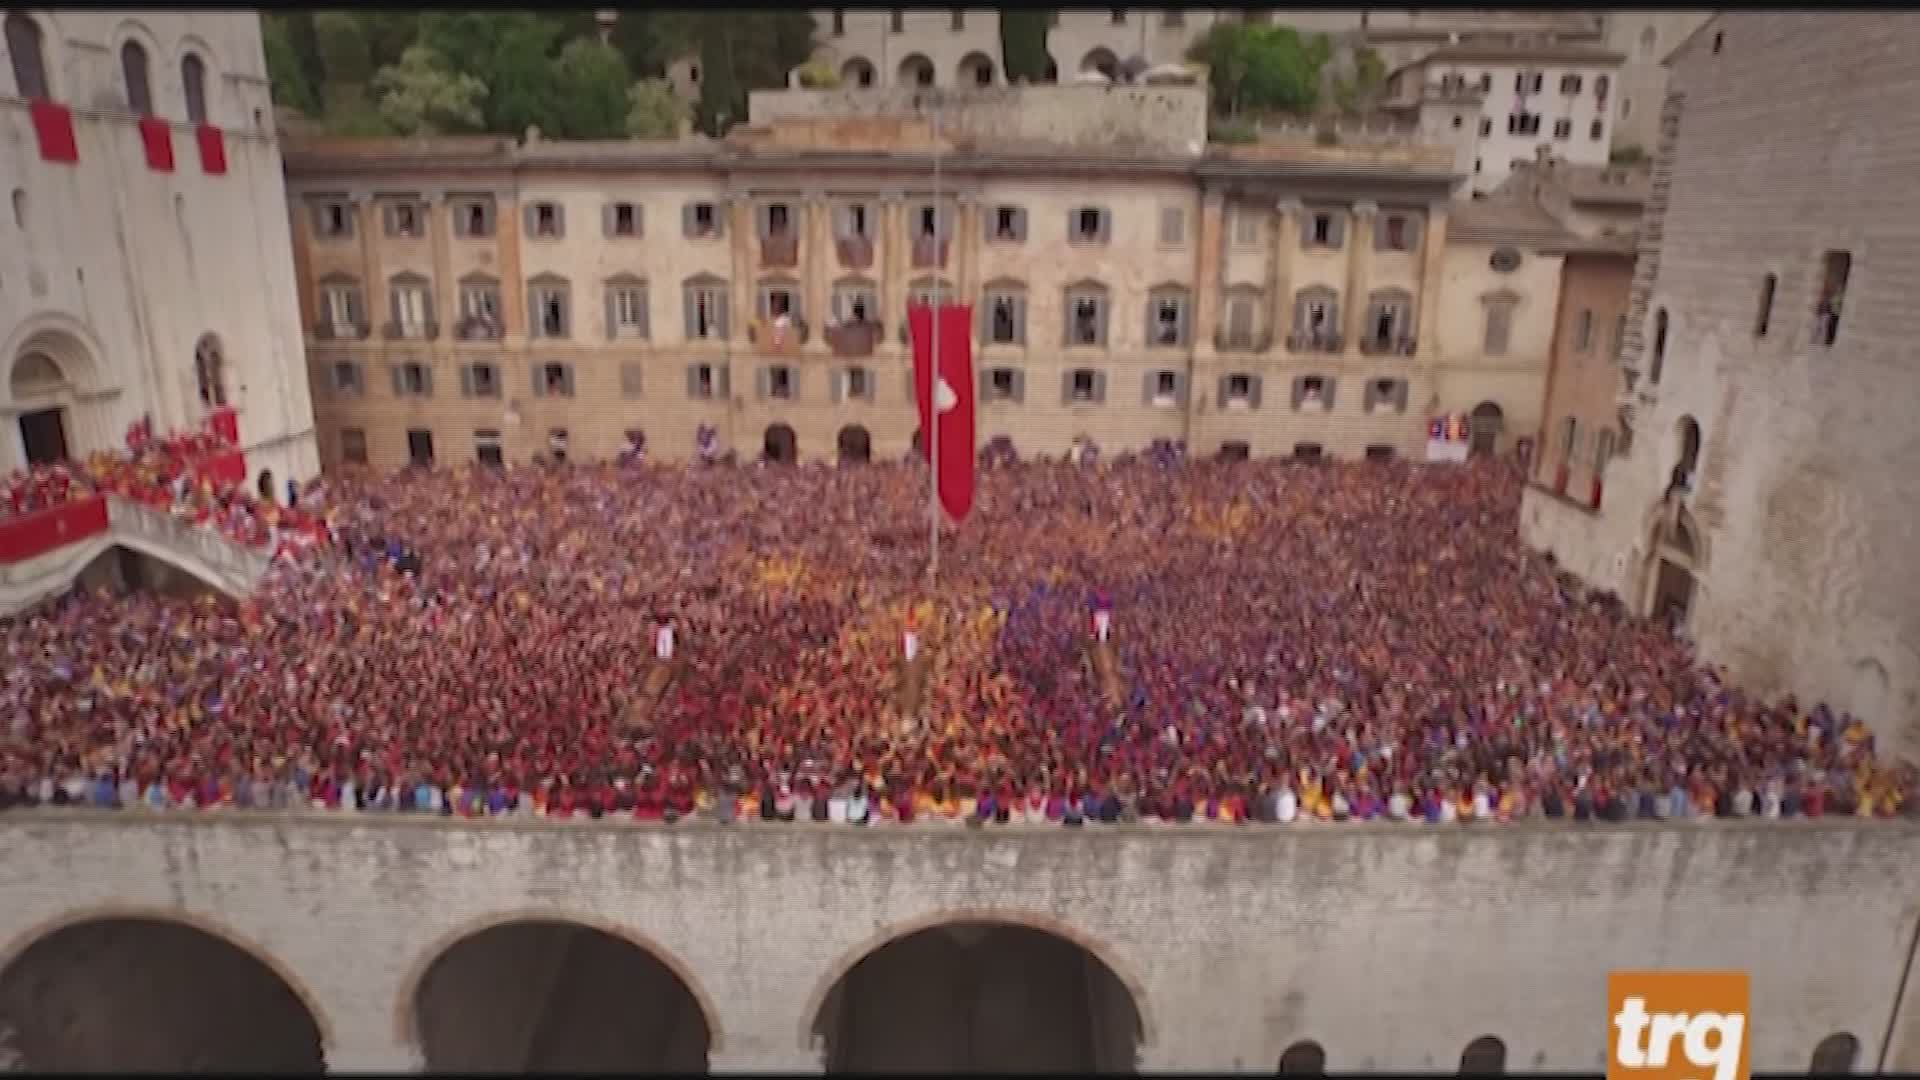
[0,454,1909,823]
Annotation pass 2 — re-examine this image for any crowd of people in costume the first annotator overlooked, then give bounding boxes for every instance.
[0,452,1908,822]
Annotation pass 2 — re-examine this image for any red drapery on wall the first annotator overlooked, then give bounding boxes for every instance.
[29,99,78,163]
[0,496,109,562]
[195,124,227,175]
[138,116,175,172]
[192,450,247,489]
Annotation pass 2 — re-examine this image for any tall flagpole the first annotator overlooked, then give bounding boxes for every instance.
[928,94,942,588]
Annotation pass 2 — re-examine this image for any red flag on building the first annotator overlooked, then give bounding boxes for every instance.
[28,99,78,164]
[137,116,175,172]
[909,302,976,522]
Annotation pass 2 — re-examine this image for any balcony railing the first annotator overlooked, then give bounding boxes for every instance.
[1359,334,1417,357]
[836,235,874,270]
[749,316,810,354]
[1214,329,1273,353]
[825,320,881,358]
[1287,329,1343,355]
[760,231,800,268]
[313,321,371,342]
[382,320,440,341]
[911,235,950,269]
[455,316,504,341]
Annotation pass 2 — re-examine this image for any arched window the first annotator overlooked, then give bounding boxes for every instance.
[1810,1032,1859,1076]
[194,335,227,409]
[1649,307,1669,384]
[4,13,49,99]
[121,40,154,115]
[1460,1035,1506,1075]
[1278,1039,1325,1076]
[182,53,209,125]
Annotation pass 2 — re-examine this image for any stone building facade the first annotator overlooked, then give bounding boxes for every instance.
[285,85,1571,471]
[1,10,318,485]
[1520,13,1920,757]
[0,815,1914,1073]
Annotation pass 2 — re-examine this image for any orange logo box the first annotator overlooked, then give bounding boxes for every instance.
[1608,971,1751,1080]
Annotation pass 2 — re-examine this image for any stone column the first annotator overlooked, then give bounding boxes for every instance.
[878,192,907,358]
[495,190,526,343]
[1342,200,1378,356]
[955,195,980,310]
[729,194,757,349]
[351,192,384,342]
[802,193,831,357]
[1270,198,1302,349]
[1191,190,1225,361]
[422,189,452,356]
[1416,200,1450,363]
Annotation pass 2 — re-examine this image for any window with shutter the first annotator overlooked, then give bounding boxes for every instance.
[1065,286,1107,347]
[1226,295,1256,345]
[987,368,1018,402]
[685,201,721,238]
[529,202,563,238]
[989,205,1025,242]
[466,363,499,399]
[1159,206,1186,247]
[1147,290,1188,347]
[1484,301,1515,355]
[1232,207,1264,248]
[621,363,644,398]
[609,286,649,338]
[1069,207,1107,244]
[608,202,641,237]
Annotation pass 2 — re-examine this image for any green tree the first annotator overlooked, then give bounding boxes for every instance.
[312,12,389,134]
[418,13,563,136]
[1186,21,1326,117]
[1331,46,1386,115]
[373,46,486,135]
[686,12,817,135]
[1000,10,1053,84]
[549,38,631,139]
[262,14,318,115]
[359,12,424,71]
[626,78,690,139]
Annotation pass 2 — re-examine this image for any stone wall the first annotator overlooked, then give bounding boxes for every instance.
[747,85,1209,155]
[2,814,1918,1072]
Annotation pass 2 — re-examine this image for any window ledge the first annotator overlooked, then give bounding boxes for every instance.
[1526,479,1602,517]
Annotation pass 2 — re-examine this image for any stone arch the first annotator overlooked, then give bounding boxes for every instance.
[193,332,227,411]
[5,11,56,99]
[1670,413,1701,492]
[799,907,1156,1055]
[840,55,876,87]
[956,50,995,86]
[1641,502,1705,628]
[0,903,331,1070]
[897,52,935,87]
[1278,1038,1326,1074]
[764,422,798,464]
[1469,400,1504,455]
[836,424,871,463]
[393,910,724,1063]
[1810,1031,1860,1075]
[4,316,105,403]
[1460,1034,1506,1073]
[107,18,164,115]
[1080,47,1120,78]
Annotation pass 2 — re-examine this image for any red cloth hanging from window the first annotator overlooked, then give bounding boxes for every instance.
[28,99,78,163]
[195,124,227,175]
[138,116,175,172]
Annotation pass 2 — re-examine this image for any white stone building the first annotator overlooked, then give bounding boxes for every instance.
[0,10,317,488]
[1388,40,1625,194]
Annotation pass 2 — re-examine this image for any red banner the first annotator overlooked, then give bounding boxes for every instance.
[192,449,247,489]
[138,116,175,172]
[195,124,227,175]
[208,406,239,445]
[0,496,109,562]
[29,99,78,164]
[909,303,976,522]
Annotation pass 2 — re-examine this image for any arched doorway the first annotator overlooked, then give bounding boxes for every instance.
[9,350,69,464]
[837,424,872,463]
[193,333,227,411]
[410,919,712,1073]
[813,921,1143,1072]
[1218,440,1251,462]
[1468,401,1504,456]
[840,56,876,88]
[1645,507,1700,631]
[897,53,934,88]
[256,469,275,502]
[763,423,797,464]
[956,51,995,87]
[1080,48,1119,79]
[1669,414,1702,495]
[1810,1032,1859,1076]
[0,916,324,1071]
